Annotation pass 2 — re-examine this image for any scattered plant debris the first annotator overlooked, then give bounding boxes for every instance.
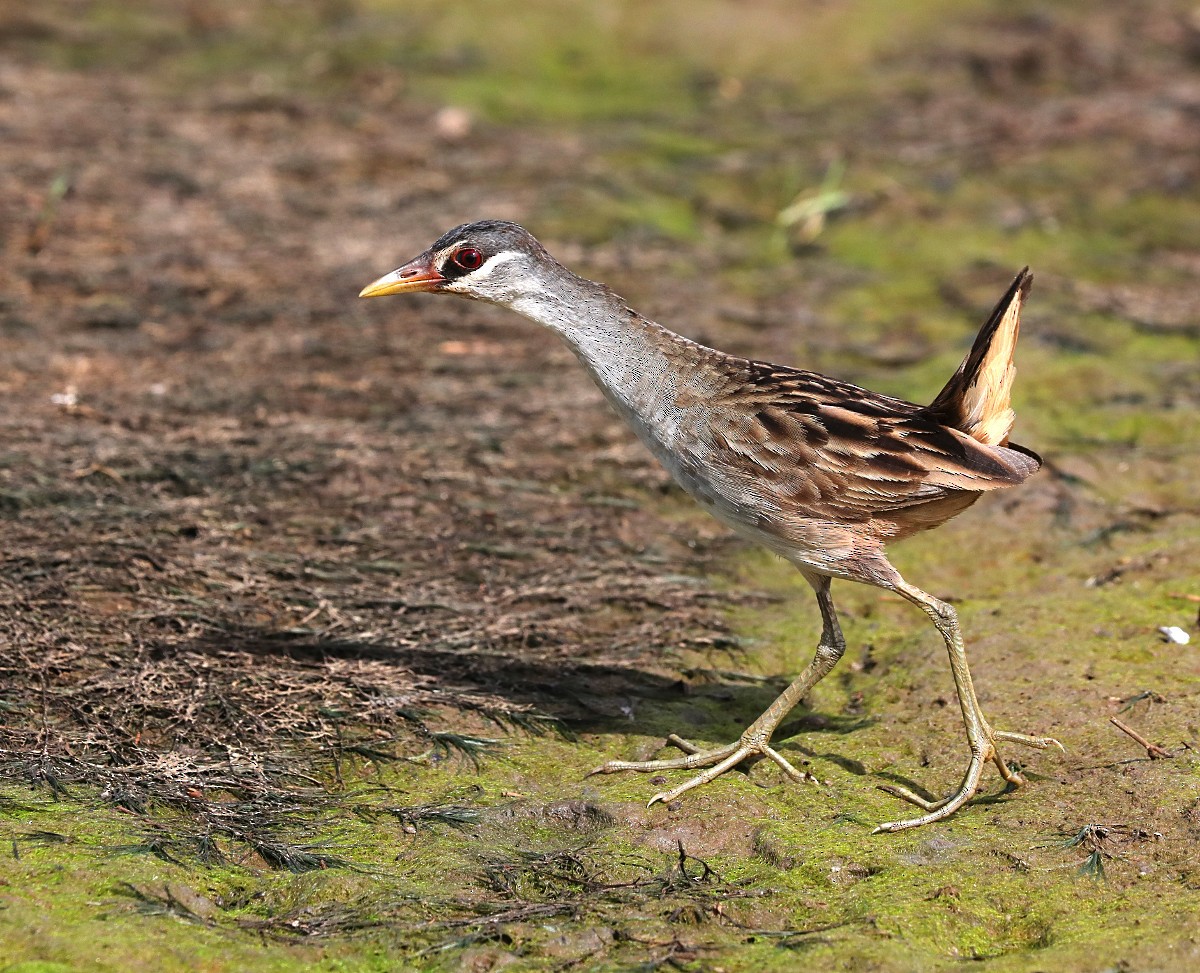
[1110,717,1173,760]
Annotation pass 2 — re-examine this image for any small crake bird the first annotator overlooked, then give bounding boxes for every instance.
[360,221,1063,832]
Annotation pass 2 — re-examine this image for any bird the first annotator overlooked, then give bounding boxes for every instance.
[359,220,1063,832]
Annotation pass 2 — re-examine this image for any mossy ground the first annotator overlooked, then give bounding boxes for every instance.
[2,1,1199,970]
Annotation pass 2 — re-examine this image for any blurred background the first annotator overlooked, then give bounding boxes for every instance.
[1,1,1198,970]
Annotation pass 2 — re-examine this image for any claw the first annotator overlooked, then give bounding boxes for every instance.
[874,727,1065,832]
[584,761,626,778]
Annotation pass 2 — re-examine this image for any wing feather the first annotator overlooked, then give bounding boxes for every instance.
[701,358,1039,527]
[926,268,1031,445]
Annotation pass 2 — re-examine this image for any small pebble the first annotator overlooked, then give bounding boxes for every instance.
[434,106,472,141]
[1158,625,1191,645]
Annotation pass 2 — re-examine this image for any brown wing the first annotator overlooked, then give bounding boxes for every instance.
[701,359,1039,527]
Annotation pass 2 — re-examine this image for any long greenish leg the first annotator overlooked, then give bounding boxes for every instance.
[588,573,845,801]
[873,577,1063,833]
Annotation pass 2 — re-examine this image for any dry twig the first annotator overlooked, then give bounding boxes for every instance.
[1109,717,1172,759]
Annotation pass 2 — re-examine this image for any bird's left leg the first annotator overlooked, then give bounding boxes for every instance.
[588,573,845,804]
[873,577,1063,833]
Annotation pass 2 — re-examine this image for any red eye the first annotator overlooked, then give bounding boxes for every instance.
[452,247,483,271]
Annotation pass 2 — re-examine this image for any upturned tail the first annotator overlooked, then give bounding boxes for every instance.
[925,268,1032,447]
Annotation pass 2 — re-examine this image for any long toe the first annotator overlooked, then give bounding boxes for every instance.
[873,750,987,833]
[588,733,816,803]
[586,739,741,778]
[647,747,757,806]
[986,727,1064,785]
[763,745,820,784]
[993,729,1065,752]
[877,782,954,813]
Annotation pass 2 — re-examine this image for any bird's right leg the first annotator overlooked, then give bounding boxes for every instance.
[588,573,845,803]
[873,577,1062,833]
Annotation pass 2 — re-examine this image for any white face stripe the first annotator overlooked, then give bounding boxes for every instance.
[467,250,521,278]
[441,249,524,295]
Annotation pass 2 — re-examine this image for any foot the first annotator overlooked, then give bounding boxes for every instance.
[873,724,1064,833]
[587,732,818,806]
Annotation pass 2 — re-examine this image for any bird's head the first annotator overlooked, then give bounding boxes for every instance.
[359,220,555,307]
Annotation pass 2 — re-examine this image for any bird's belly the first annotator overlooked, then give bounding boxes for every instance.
[632,419,867,580]
[684,472,865,578]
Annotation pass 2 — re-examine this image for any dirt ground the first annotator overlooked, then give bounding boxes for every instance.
[1,2,1199,971]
